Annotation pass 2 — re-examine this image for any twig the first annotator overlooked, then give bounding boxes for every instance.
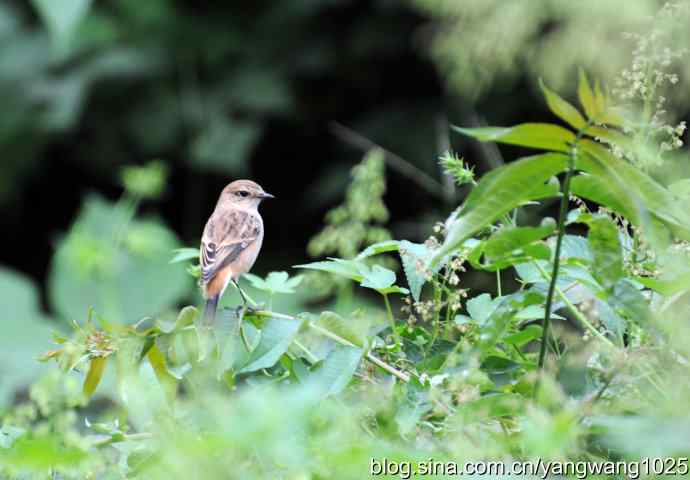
[366,352,410,383]
[251,309,410,382]
[93,432,154,448]
[330,122,446,199]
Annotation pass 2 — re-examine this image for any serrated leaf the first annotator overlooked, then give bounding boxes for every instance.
[244,271,303,294]
[398,240,431,301]
[466,294,499,325]
[540,79,586,130]
[239,316,303,373]
[294,258,364,282]
[433,153,567,263]
[359,265,396,290]
[608,279,650,324]
[307,345,363,398]
[315,311,368,348]
[454,123,575,152]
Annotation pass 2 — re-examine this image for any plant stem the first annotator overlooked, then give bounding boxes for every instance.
[537,172,573,369]
[292,339,319,364]
[533,262,615,348]
[382,293,401,347]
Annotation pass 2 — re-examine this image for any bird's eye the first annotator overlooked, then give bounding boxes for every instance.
[236,190,250,198]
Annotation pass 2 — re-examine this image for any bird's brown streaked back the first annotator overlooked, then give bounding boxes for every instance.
[200,179,273,325]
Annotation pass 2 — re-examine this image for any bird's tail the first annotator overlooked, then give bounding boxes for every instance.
[203,296,219,326]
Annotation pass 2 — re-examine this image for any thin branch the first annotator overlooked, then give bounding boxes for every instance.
[251,309,410,382]
[330,121,446,198]
[366,352,410,383]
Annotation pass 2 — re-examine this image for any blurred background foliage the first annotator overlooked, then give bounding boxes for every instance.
[1,0,690,478]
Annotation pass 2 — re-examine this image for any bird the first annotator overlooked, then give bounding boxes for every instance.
[199,179,274,326]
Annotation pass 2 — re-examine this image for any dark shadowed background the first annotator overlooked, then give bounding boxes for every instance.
[1,0,687,322]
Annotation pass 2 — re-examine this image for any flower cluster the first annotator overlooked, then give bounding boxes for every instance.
[612,2,689,169]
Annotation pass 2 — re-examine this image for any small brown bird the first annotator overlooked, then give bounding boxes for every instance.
[200,180,274,325]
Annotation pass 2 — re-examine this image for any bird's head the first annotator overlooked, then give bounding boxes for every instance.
[221,179,274,210]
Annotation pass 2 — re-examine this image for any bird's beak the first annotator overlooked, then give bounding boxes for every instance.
[258,192,275,199]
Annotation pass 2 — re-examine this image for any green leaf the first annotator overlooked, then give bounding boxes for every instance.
[570,174,638,223]
[49,194,191,324]
[146,344,177,402]
[636,273,690,296]
[586,216,624,290]
[504,325,543,347]
[608,280,650,324]
[359,265,395,290]
[0,268,54,406]
[355,240,401,259]
[398,240,432,301]
[239,316,303,373]
[188,115,260,175]
[315,311,368,348]
[576,141,690,240]
[31,0,91,56]
[539,79,586,130]
[669,179,690,200]
[170,248,199,264]
[577,69,599,121]
[175,306,198,330]
[515,305,564,322]
[484,218,556,259]
[465,294,499,325]
[453,123,575,152]
[434,153,567,263]
[82,356,107,399]
[294,258,364,282]
[244,271,303,294]
[307,345,363,398]
[477,299,517,352]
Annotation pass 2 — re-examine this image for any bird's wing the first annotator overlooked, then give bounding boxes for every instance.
[200,210,261,284]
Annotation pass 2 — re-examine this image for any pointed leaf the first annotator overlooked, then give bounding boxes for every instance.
[433,153,568,263]
[315,311,368,348]
[577,140,690,239]
[83,356,107,398]
[484,218,556,259]
[398,240,432,301]
[359,265,396,290]
[239,316,303,373]
[169,248,199,264]
[294,258,364,282]
[578,69,598,121]
[540,79,586,130]
[356,240,401,259]
[307,345,363,397]
[586,216,624,290]
[146,344,177,402]
[453,123,575,152]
